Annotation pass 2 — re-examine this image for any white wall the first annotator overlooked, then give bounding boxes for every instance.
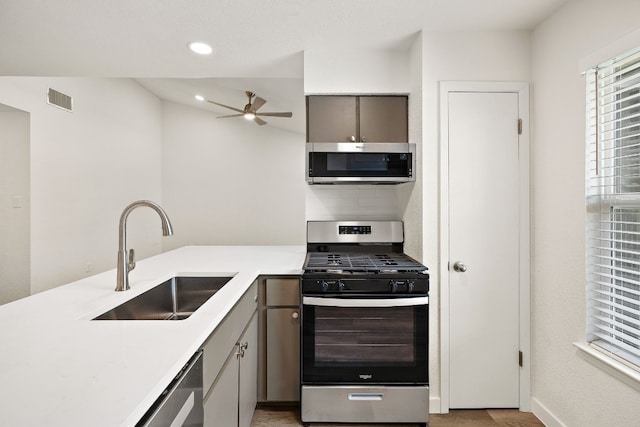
[306,185,399,221]
[0,108,30,304]
[160,101,306,248]
[399,32,424,264]
[531,1,640,425]
[0,77,163,294]
[304,48,410,94]
[419,30,531,412]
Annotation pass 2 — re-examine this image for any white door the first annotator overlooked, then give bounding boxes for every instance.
[448,91,521,408]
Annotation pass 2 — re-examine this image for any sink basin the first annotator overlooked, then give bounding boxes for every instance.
[93,276,234,320]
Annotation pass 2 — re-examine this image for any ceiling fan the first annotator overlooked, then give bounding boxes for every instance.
[207,91,293,126]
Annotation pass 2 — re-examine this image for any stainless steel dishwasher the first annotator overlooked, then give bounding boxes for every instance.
[137,350,204,427]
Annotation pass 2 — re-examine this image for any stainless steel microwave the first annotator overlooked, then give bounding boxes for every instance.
[306,142,416,184]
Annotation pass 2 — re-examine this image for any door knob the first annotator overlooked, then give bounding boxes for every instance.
[453,261,467,272]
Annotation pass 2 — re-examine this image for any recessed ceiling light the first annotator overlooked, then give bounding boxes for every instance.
[188,41,213,55]
[194,95,205,101]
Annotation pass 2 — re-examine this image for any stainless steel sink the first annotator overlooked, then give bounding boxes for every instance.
[93,276,234,320]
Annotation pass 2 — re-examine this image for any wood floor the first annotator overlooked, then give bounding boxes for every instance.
[251,406,545,427]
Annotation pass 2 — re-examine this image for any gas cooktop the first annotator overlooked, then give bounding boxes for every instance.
[303,252,428,274]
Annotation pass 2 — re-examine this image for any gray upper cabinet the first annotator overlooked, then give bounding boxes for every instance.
[307,96,357,142]
[306,95,408,143]
[359,96,408,142]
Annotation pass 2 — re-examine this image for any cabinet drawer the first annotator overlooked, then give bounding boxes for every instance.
[265,278,300,306]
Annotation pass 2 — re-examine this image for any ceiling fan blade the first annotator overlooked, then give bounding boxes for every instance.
[256,111,293,118]
[207,100,244,114]
[251,97,267,112]
[254,116,268,126]
[217,114,244,119]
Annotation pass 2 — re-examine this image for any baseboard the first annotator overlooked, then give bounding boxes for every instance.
[429,395,441,413]
[531,397,566,427]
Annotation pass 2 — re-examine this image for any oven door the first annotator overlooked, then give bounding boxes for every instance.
[301,295,428,385]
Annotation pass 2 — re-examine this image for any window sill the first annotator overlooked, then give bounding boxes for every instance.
[574,342,640,392]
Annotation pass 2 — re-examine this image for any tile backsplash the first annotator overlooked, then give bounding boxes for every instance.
[305,185,398,220]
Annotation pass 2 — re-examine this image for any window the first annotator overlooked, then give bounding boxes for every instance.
[586,47,640,369]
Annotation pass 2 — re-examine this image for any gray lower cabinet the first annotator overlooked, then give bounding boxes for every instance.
[258,277,300,403]
[238,315,258,427]
[202,281,258,427]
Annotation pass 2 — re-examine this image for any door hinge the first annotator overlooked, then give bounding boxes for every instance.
[517,118,523,135]
[519,350,524,367]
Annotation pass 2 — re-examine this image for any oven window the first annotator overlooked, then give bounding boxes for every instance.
[315,306,415,365]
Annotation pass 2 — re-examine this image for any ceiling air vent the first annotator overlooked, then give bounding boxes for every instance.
[47,88,73,112]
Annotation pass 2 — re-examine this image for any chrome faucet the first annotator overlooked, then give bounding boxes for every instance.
[116,200,173,291]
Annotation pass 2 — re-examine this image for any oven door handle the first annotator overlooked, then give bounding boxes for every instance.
[302,296,428,308]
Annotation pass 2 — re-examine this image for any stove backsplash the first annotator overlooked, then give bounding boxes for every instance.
[304,184,422,263]
[305,185,398,220]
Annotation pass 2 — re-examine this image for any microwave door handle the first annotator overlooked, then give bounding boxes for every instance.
[302,296,428,308]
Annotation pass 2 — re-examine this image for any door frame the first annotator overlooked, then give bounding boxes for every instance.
[438,81,531,412]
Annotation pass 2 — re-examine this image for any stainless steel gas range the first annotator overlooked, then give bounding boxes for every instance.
[300,220,429,427]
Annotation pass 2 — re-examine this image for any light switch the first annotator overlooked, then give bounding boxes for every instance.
[12,196,22,208]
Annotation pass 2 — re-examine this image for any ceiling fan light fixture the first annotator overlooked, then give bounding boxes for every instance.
[194,95,205,101]
[187,41,213,55]
[208,91,291,126]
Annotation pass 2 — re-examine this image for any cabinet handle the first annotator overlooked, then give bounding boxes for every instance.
[349,135,356,142]
[292,312,299,319]
[361,136,367,142]
[236,342,249,358]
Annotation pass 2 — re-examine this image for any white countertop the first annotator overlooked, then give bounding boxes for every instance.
[0,245,305,427]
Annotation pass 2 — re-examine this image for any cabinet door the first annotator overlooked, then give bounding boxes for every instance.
[204,349,239,427]
[359,96,408,142]
[266,307,300,401]
[307,96,357,142]
[238,314,258,427]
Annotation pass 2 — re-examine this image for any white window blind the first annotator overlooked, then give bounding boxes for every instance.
[586,47,640,369]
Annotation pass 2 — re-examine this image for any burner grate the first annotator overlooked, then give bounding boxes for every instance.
[304,252,427,273]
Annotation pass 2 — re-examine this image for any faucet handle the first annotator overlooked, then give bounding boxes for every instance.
[128,249,136,271]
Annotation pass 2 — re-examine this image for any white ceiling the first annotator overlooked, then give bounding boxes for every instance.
[0,0,569,133]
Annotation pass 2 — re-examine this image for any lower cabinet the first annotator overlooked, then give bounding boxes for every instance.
[258,277,301,403]
[239,315,258,427]
[202,281,258,427]
[204,351,239,426]
[199,275,301,425]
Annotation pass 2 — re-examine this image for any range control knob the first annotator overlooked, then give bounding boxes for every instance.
[320,280,329,292]
[389,280,399,293]
[337,280,346,292]
[407,280,415,292]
